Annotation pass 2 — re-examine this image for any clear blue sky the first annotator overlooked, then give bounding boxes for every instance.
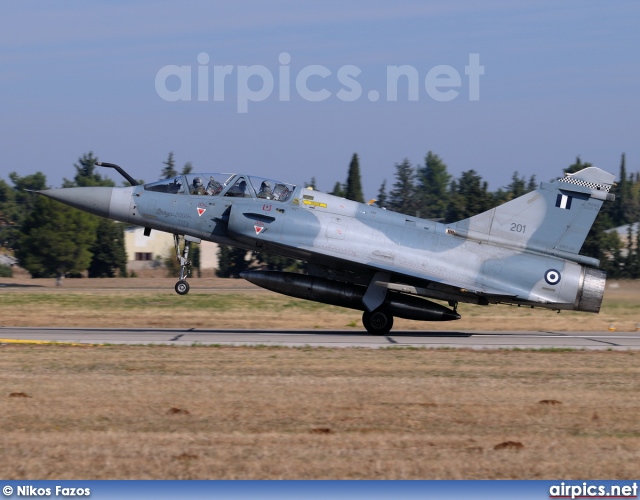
[1,1,639,199]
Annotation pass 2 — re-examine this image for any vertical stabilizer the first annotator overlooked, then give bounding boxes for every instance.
[450,167,615,262]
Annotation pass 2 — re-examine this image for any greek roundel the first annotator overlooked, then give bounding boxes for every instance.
[544,269,561,285]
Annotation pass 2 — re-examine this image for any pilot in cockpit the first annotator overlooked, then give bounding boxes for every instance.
[257,181,274,200]
[191,177,207,195]
[206,176,223,195]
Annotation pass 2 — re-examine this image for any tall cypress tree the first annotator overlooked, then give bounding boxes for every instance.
[614,153,632,226]
[388,159,417,215]
[416,151,451,220]
[345,153,364,203]
[377,179,388,208]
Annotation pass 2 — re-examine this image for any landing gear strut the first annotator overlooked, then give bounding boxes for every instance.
[174,234,192,295]
[362,308,394,335]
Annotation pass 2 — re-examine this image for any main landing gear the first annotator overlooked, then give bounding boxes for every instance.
[361,271,393,335]
[173,234,198,295]
[362,308,394,335]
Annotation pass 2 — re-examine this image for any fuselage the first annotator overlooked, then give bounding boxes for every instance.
[41,171,605,314]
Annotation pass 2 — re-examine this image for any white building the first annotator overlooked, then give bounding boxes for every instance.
[124,226,219,272]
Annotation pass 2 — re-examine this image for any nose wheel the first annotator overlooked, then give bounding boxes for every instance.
[175,280,190,295]
[174,234,192,295]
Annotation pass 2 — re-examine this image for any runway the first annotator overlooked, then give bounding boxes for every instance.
[2,327,640,349]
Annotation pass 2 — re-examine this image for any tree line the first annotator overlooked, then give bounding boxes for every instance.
[1,151,639,280]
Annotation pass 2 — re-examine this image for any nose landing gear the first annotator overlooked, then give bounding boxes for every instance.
[173,234,200,295]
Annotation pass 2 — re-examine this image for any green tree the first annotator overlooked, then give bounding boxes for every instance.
[621,224,636,278]
[182,162,193,175]
[563,156,586,175]
[60,153,126,277]
[613,153,635,227]
[506,171,527,198]
[63,152,114,188]
[330,182,346,198]
[387,159,417,215]
[255,251,303,272]
[161,152,177,179]
[8,171,47,212]
[88,218,127,278]
[415,151,451,220]
[0,264,11,277]
[345,153,364,203]
[632,225,640,279]
[376,179,388,208]
[0,178,18,248]
[445,170,493,222]
[191,242,201,277]
[17,196,98,282]
[215,245,249,278]
[494,171,535,205]
[3,172,47,250]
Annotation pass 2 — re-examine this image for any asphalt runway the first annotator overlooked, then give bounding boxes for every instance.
[2,327,640,349]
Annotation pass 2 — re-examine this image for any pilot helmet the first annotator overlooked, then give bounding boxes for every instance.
[261,181,271,190]
[193,177,204,187]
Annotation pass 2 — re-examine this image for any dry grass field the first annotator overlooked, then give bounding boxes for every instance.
[0,277,639,331]
[1,345,639,479]
[1,277,639,479]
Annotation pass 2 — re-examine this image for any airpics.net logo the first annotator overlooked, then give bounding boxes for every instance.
[155,52,484,113]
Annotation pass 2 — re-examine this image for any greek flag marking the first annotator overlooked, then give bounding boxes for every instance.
[556,193,572,210]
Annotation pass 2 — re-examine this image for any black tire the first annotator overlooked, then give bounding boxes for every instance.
[175,280,190,295]
[362,309,394,335]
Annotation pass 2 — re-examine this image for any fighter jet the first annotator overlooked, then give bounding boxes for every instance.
[38,162,615,334]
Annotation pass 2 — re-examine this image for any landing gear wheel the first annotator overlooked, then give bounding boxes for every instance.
[362,309,394,335]
[175,280,190,295]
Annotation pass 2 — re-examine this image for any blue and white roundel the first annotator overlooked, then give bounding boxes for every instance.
[544,269,561,285]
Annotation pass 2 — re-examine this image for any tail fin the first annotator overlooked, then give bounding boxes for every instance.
[449,167,615,265]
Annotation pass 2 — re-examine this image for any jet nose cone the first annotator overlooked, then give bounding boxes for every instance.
[38,187,114,219]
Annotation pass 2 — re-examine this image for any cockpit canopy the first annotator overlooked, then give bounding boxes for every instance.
[144,174,296,202]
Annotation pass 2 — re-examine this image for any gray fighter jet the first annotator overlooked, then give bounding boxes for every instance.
[38,162,615,334]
